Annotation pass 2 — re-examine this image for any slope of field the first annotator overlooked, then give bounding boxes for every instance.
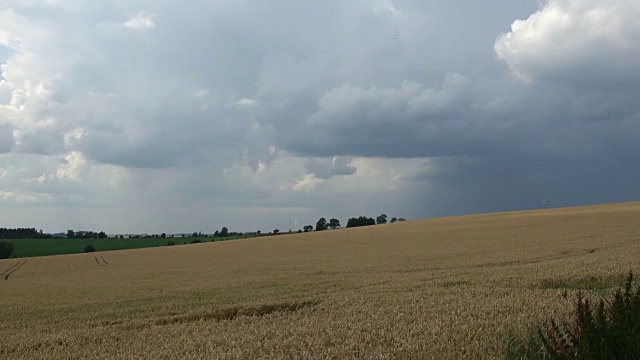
[9,235,255,258]
[2,202,640,359]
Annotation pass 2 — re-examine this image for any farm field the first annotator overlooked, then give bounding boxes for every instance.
[1,202,640,359]
[8,235,255,258]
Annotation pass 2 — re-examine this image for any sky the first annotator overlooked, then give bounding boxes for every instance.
[1,0,640,234]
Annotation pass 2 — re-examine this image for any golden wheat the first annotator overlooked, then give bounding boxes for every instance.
[1,202,640,359]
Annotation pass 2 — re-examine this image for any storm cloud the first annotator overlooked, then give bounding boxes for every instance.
[1,0,639,233]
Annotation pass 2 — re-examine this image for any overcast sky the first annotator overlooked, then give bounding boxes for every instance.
[1,0,639,234]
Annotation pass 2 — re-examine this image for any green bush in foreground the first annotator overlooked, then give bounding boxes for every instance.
[508,272,640,359]
[83,245,96,253]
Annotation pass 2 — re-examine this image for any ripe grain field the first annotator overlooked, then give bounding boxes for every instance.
[2,202,640,359]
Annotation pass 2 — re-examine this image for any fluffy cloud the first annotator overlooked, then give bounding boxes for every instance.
[123,11,156,31]
[283,73,479,158]
[495,0,640,85]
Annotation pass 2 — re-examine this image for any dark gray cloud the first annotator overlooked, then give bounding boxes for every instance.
[306,157,357,179]
[421,150,640,218]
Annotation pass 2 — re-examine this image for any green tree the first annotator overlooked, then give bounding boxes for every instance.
[161,233,166,238]
[315,218,327,231]
[376,214,388,225]
[346,216,375,228]
[303,225,313,232]
[390,217,397,223]
[328,218,341,229]
[220,227,229,237]
[0,241,16,259]
[67,230,75,238]
[273,229,280,235]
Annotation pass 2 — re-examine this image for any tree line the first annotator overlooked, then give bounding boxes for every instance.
[304,214,406,232]
[0,215,409,259]
[0,228,50,239]
[66,230,108,239]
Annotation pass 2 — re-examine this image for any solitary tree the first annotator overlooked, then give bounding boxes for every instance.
[376,214,388,225]
[303,225,313,232]
[315,218,327,231]
[219,227,229,237]
[0,241,16,259]
[328,218,341,229]
[273,229,280,235]
[161,233,166,238]
[398,218,407,222]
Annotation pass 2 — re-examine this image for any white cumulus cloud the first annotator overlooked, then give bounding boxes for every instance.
[495,0,640,85]
[123,11,156,31]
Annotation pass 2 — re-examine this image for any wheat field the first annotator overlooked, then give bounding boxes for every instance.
[2,202,640,359]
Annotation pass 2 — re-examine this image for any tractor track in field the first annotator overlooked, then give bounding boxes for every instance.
[0,260,22,278]
[94,256,117,267]
[101,256,118,267]
[4,259,27,280]
[94,256,108,267]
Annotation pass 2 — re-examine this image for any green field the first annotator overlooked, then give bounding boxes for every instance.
[9,235,256,258]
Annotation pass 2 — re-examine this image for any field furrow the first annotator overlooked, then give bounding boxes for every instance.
[101,256,117,267]
[4,259,27,280]
[0,259,22,278]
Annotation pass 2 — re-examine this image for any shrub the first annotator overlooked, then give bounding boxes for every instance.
[83,245,96,253]
[166,241,175,246]
[190,239,202,244]
[508,272,640,359]
[0,241,17,259]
